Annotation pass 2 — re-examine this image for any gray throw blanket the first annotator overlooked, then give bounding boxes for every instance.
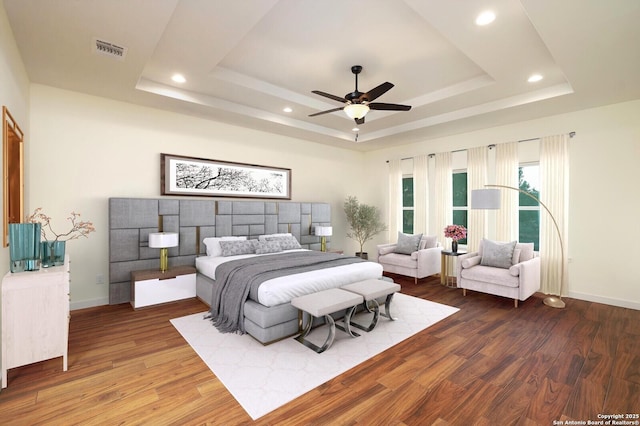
[208,251,367,334]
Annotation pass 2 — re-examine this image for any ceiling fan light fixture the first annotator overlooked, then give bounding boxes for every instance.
[344,103,369,119]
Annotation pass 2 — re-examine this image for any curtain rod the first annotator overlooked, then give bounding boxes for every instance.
[386,131,575,162]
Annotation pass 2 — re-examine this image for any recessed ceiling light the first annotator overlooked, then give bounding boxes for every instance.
[475,11,496,26]
[283,107,293,113]
[352,127,360,132]
[528,74,543,83]
[171,74,186,83]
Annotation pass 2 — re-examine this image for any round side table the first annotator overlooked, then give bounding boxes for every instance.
[440,250,467,288]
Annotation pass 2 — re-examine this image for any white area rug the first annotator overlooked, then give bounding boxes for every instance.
[170,293,459,420]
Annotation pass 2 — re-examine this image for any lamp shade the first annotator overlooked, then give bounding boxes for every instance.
[344,104,369,119]
[148,232,179,248]
[471,189,501,209]
[315,226,333,237]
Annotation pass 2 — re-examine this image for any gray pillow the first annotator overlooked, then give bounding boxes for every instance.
[394,232,423,254]
[254,240,283,254]
[481,239,517,269]
[265,235,301,250]
[219,240,256,257]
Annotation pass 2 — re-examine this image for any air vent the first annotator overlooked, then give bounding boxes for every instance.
[94,38,127,61]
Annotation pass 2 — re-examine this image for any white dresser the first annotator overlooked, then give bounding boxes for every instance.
[1,256,70,388]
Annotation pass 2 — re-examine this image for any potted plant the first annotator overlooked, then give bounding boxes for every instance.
[343,196,387,259]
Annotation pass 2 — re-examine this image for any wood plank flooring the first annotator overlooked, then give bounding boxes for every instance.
[0,274,638,425]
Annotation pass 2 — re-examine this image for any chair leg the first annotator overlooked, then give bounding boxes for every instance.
[514,299,518,308]
[463,289,466,296]
[414,276,418,285]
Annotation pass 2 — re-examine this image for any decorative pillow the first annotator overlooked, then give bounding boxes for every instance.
[516,242,535,262]
[461,255,482,269]
[509,264,521,277]
[258,233,292,242]
[512,248,522,265]
[378,245,396,256]
[203,236,247,257]
[419,235,438,250]
[265,235,301,250]
[254,240,283,255]
[219,240,256,257]
[394,232,423,254]
[480,239,517,269]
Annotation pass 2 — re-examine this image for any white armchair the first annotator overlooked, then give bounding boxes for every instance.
[377,233,443,284]
[457,239,540,307]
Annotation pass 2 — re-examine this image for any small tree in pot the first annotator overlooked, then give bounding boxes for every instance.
[344,196,387,259]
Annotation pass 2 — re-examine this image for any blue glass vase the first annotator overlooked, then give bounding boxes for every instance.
[41,240,66,268]
[9,223,42,272]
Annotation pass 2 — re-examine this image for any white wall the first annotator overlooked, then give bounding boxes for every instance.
[28,85,368,309]
[0,4,30,276]
[364,99,640,310]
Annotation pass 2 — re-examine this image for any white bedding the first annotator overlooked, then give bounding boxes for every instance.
[195,250,383,307]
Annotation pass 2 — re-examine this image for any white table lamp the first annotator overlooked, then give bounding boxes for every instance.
[148,232,179,272]
[315,226,333,252]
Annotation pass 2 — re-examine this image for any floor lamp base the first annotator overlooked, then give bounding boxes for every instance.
[543,296,566,309]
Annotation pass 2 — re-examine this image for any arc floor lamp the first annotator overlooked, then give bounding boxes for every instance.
[471,185,566,309]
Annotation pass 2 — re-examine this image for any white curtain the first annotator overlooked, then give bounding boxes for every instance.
[434,152,452,248]
[540,134,569,296]
[495,141,519,241]
[467,146,488,251]
[388,159,402,241]
[413,155,429,235]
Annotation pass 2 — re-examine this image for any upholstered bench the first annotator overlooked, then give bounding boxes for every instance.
[291,288,364,353]
[341,279,401,332]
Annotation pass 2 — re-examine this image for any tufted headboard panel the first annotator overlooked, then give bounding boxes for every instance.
[108,197,331,304]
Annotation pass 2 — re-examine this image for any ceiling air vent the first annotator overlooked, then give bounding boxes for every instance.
[94,38,127,61]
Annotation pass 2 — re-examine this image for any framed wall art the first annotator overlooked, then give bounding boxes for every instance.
[161,153,291,199]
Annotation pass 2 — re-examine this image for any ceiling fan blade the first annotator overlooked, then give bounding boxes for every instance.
[308,107,344,117]
[311,90,347,103]
[369,102,412,111]
[355,117,365,125]
[361,82,394,102]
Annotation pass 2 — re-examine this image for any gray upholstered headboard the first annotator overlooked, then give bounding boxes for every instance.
[108,197,331,304]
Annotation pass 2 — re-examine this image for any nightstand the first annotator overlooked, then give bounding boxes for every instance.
[130,265,196,309]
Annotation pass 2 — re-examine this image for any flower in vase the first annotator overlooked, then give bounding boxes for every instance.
[27,208,96,242]
[444,224,467,241]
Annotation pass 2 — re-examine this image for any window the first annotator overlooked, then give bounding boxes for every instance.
[402,177,414,234]
[452,171,468,244]
[519,164,540,250]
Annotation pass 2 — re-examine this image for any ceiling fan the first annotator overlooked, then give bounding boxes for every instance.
[309,65,412,125]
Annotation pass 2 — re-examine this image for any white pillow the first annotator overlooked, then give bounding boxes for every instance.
[258,233,292,242]
[203,236,247,257]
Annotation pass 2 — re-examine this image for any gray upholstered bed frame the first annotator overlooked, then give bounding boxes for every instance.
[109,197,331,307]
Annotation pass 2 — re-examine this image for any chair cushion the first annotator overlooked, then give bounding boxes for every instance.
[480,239,517,269]
[461,265,520,288]
[394,232,422,254]
[378,253,417,269]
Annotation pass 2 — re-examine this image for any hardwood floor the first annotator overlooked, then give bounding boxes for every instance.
[1,274,638,425]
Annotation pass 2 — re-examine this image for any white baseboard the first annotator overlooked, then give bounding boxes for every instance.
[567,291,640,311]
[70,297,109,311]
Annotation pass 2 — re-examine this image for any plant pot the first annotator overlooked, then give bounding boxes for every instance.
[356,252,368,260]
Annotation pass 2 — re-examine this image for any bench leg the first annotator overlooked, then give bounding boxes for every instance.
[380,293,398,321]
[295,307,360,353]
[349,300,380,332]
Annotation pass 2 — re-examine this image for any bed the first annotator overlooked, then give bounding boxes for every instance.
[195,235,383,344]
